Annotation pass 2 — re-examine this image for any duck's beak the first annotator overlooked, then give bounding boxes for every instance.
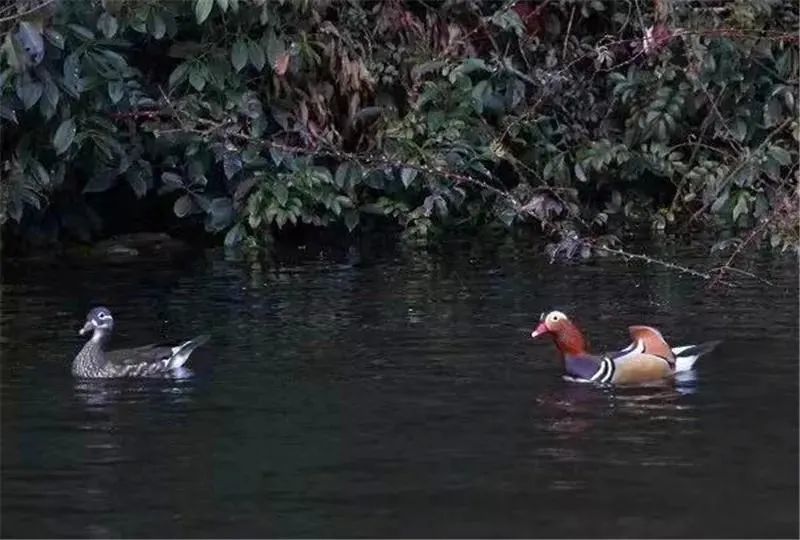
[531,322,549,339]
[79,321,94,336]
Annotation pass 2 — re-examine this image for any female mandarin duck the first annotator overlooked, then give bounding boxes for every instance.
[73,307,209,378]
[530,310,719,385]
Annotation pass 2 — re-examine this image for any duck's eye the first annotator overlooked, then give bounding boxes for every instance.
[98,312,108,320]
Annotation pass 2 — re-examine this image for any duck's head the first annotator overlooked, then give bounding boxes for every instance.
[79,307,114,336]
[530,310,588,356]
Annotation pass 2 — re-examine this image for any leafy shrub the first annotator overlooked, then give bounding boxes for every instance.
[1,0,797,254]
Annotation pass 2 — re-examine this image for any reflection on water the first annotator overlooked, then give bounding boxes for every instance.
[1,240,797,537]
[73,377,196,408]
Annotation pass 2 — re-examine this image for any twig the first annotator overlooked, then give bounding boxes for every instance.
[591,244,726,283]
[698,82,744,155]
[707,172,797,287]
[708,265,773,287]
[0,0,56,25]
[561,5,576,61]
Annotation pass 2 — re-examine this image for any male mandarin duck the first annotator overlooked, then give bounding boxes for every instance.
[530,310,719,385]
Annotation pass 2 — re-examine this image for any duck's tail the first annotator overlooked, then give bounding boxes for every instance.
[168,335,210,369]
[671,340,721,372]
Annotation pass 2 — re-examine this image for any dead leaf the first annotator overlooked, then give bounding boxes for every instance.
[274,53,290,76]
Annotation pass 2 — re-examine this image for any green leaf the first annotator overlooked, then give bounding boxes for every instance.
[574,163,588,182]
[42,74,59,109]
[400,167,417,188]
[450,57,490,82]
[768,145,791,166]
[44,29,64,49]
[224,223,243,246]
[470,79,490,112]
[97,13,118,38]
[126,171,148,198]
[222,152,242,179]
[763,98,782,128]
[101,49,128,72]
[272,183,289,206]
[311,167,333,185]
[148,12,166,40]
[497,207,516,227]
[710,189,729,214]
[174,194,193,217]
[53,119,77,155]
[265,32,285,67]
[269,147,285,165]
[63,53,81,96]
[231,39,248,72]
[51,162,65,187]
[206,197,233,232]
[732,192,749,223]
[189,65,206,91]
[168,62,189,88]
[68,24,95,41]
[108,80,124,103]
[1,105,17,124]
[161,172,184,191]
[29,159,50,187]
[16,78,42,109]
[344,210,359,231]
[275,209,286,229]
[248,40,266,71]
[754,193,769,219]
[216,0,229,12]
[335,162,361,188]
[195,0,214,24]
[733,118,747,142]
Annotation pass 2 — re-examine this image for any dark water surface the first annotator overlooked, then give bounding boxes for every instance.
[2,240,798,538]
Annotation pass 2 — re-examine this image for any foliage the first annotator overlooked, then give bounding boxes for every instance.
[1,0,797,255]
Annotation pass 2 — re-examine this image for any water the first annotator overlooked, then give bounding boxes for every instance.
[2,239,797,537]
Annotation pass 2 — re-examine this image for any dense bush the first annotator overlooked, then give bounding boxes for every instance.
[1,0,797,255]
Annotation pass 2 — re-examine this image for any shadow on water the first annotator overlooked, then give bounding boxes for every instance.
[1,239,797,537]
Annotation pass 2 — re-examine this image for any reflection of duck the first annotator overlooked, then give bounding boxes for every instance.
[73,307,207,378]
[73,376,196,409]
[530,310,719,385]
[535,379,699,428]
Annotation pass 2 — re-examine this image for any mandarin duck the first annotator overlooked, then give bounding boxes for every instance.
[73,307,209,378]
[530,310,719,385]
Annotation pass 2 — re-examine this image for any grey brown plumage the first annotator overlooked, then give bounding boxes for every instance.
[72,307,208,378]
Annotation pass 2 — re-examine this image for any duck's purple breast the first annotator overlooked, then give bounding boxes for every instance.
[563,355,601,380]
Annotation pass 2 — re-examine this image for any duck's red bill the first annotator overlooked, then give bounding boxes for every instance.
[531,322,549,339]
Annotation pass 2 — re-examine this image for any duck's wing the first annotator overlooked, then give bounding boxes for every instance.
[628,325,675,362]
[106,343,178,365]
[106,335,209,375]
[594,334,674,384]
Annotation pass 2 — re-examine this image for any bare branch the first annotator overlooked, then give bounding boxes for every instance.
[0,0,56,25]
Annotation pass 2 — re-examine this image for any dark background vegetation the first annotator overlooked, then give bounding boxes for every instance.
[1,0,797,262]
